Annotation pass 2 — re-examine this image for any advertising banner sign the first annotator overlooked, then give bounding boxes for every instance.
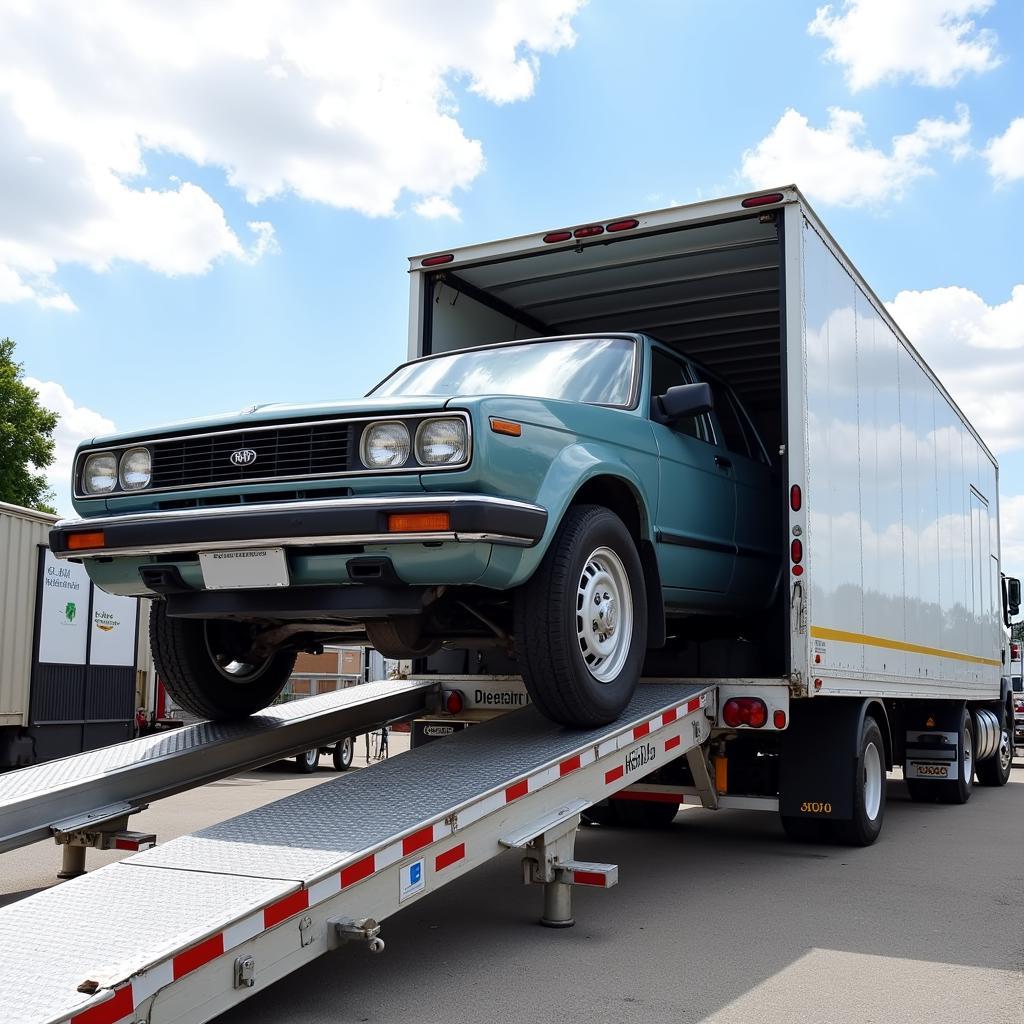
[37,550,90,665]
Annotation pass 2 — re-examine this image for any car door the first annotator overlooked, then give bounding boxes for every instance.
[648,347,736,602]
[697,370,780,608]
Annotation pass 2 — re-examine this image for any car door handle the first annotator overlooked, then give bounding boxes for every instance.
[714,456,732,470]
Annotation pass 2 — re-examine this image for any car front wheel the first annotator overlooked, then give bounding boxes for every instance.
[515,504,647,728]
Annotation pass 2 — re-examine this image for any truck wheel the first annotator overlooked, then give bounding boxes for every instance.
[150,602,295,720]
[333,736,355,771]
[295,748,319,773]
[365,618,440,659]
[832,716,886,846]
[937,707,974,804]
[612,797,680,828]
[975,704,1013,787]
[515,505,647,728]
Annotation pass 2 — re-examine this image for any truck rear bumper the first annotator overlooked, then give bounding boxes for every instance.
[49,494,548,559]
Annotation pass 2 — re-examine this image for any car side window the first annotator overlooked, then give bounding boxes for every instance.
[649,349,708,441]
[706,378,752,457]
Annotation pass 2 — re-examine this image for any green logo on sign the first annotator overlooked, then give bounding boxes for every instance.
[65,601,76,623]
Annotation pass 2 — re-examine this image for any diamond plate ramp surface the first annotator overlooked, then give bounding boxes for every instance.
[133,683,706,883]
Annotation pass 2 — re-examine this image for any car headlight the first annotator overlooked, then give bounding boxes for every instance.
[360,421,411,469]
[81,452,118,495]
[416,417,468,465]
[119,447,152,490]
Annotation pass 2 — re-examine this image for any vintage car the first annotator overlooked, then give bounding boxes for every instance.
[51,333,780,727]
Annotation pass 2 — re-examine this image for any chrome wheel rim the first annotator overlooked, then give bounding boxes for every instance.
[863,741,882,821]
[204,623,272,683]
[341,737,353,765]
[575,546,633,683]
[997,728,1010,772]
[963,724,974,782]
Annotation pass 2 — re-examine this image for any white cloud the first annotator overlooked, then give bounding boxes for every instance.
[413,196,462,221]
[25,378,115,516]
[0,1,583,308]
[984,117,1024,185]
[808,1,1000,90]
[1001,495,1024,571]
[741,105,970,207]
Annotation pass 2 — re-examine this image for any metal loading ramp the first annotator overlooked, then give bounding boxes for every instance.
[0,678,440,856]
[0,681,713,1024]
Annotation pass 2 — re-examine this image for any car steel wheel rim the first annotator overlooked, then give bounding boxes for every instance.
[303,750,317,768]
[997,728,1011,772]
[204,623,272,684]
[342,737,353,763]
[863,741,882,821]
[576,546,633,683]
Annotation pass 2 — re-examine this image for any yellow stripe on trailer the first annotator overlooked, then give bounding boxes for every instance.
[810,626,1001,668]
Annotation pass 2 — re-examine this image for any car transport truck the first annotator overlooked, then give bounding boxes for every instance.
[50,185,1020,845]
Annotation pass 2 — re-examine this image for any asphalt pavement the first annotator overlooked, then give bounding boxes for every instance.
[2,744,1022,1023]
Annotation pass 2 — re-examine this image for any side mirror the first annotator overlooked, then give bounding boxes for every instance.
[1003,576,1021,624]
[658,382,713,424]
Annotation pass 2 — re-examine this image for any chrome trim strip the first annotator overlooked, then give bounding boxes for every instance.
[54,531,534,560]
[55,493,542,531]
[72,411,472,499]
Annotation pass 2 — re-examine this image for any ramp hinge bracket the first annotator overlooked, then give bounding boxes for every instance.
[329,916,385,954]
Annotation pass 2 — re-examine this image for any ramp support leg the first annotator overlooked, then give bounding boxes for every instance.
[57,844,86,880]
[685,743,719,810]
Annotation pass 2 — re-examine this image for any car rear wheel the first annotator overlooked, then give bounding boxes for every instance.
[515,505,646,728]
[150,602,295,720]
[295,748,320,773]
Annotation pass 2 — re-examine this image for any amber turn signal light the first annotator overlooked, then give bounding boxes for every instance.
[66,530,106,551]
[489,418,522,437]
[387,512,451,533]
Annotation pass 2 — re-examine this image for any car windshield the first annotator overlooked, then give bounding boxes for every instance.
[370,337,636,407]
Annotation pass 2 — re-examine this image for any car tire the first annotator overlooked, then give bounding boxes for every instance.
[831,716,886,846]
[150,602,295,720]
[611,797,680,828]
[515,505,647,728]
[333,736,355,771]
[975,704,1013,787]
[295,748,319,773]
[936,707,974,804]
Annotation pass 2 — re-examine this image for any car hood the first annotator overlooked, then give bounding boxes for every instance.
[83,396,459,447]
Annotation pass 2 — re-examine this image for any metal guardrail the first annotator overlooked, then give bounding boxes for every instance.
[0,678,439,854]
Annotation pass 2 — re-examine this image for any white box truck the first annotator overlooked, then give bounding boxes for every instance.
[406,185,1020,842]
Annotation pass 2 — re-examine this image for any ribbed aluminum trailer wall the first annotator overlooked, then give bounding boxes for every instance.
[0,502,57,728]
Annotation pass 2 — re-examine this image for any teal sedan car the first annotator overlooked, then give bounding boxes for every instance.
[51,333,780,727]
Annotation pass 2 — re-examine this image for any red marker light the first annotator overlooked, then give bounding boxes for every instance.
[790,485,802,511]
[773,709,787,729]
[421,254,454,267]
[722,697,768,728]
[791,539,803,564]
[444,689,464,715]
[543,230,572,243]
[606,218,639,233]
[741,192,785,208]
[792,564,804,576]
[573,225,604,239]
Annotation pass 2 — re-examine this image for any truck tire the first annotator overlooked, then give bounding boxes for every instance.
[831,716,886,846]
[333,736,355,771]
[515,505,647,728]
[612,797,680,828]
[936,707,974,804]
[975,704,1013,787]
[295,748,319,773]
[150,602,295,720]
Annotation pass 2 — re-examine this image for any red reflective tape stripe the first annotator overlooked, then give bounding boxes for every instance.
[435,843,466,871]
[341,854,376,889]
[403,825,435,857]
[633,722,650,740]
[505,779,529,802]
[71,986,134,1024]
[605,765,624,785]
[173,933,225,979]
[613,790,681,803]
[665,734,681,751]
[263,889,309,929]
[559,754,581,776]
[687,697,700,713]
[573,870,607,887]
[663,707,678,724]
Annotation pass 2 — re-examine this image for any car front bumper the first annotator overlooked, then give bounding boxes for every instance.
[49,494,548,560]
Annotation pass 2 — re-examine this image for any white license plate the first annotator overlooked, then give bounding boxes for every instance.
[199,547,290,590]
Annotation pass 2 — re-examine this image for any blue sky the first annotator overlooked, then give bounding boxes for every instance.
[2,1,1023,557]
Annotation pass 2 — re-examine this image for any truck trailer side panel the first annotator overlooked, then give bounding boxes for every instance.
[797,216,1001,700]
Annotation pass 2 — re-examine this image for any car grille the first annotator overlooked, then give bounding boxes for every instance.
[150,421,356,490]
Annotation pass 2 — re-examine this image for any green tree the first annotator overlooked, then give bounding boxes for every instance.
[0,337,58,513]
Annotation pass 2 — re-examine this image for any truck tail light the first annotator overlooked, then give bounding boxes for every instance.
[741,192,785,208]
[791,539,803,563]
[444,689,465,715]
[1012,642,1021,660]
[773,709,787,729]
[573,225,604,239]
[722,697,768,728]
[420,254,454,267]
[606,218,639,232]
[790,484,802,511]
